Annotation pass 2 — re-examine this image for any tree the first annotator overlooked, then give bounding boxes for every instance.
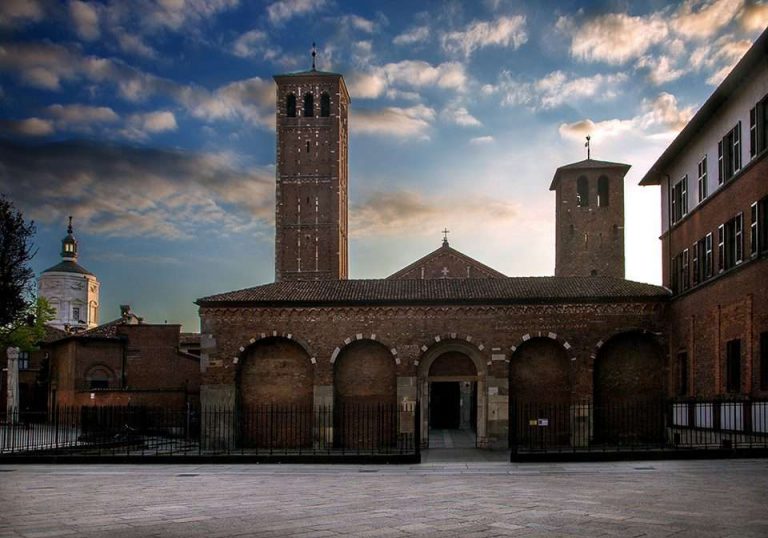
[0,194,37,342]
[5,298,56,351]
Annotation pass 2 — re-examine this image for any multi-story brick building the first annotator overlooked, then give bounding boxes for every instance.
[639,27,768,400]
[196,65,671,448]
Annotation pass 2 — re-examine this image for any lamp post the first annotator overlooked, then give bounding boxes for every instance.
[6,347,20,423]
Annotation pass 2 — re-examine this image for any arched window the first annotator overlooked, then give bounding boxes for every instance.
[597,176,609,207]
[320,92,330,117]
[303,93,314,117]
[85,365,114,390]
[577,176,589,207]
[286,93,296,117]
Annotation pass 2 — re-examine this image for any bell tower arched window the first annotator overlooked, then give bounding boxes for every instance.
[320,92,330,117]
[597,176,609,207]
[286,93,296,117]
[303,93,314,117]
[577,176,589,207]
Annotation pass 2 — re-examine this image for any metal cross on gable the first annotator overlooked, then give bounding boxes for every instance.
[442,228,450,245]
[585,135,591,159]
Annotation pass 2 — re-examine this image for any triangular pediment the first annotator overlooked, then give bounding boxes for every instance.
[386,242,506,280]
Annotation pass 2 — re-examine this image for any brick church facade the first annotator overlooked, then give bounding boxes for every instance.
[197,67,671,448]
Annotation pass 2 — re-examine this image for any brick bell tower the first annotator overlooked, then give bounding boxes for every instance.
[549,152,629,278]
[273,51,350,282]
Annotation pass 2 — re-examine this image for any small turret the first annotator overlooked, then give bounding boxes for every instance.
[60,216,78,261]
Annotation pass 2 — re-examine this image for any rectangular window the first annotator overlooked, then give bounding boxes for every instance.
[72,307,80,322]
[719,123,742,183]
[750,94,768,158]
[692,241,700,286]
[752,202,758,257]
[718,224,725,272]
[758,195,768,254]
[18,351,30,370]
[682,248,689,291]
[677,351,689,396]
[705,233,713,278]
[671,176,688,224]
[670,253,680,294]
[761,332,768,391]
[735,212,743,264]
[726,339,741,393]
[697,156,708,202]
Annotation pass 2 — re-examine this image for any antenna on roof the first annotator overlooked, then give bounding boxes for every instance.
[585,135,591,160]
[311,42,317,71]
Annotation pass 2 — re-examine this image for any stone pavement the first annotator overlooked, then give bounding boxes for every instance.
[1,458,767,537]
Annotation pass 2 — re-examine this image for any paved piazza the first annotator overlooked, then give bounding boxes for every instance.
[1,459,767,537]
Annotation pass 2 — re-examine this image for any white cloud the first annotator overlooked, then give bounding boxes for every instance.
[338,14,376,33]
[232,29,268,58]
[347,60,468,99]
[469,136,494,145]
[690,34,753,85]
[0,117,54,136]
[741,2,768,31]
[46,104,119,127]
[442,105,481,127]
[267,0,326,24]
[442,15,527,57]
[486,70,627,110]
[673,0,743,39]
[115,30,157,58]
[351,105,435,138]
[0,0,44,28]
[69,0,100,41]
[636,55,686,85]
[559,92,696,141]
[557,12,669,65]
[393,26,430,45]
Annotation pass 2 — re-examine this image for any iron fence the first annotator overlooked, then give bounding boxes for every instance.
[0,403,419,461]
[510,398,768,456]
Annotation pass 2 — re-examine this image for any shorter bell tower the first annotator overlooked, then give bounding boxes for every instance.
[550,158,629,278]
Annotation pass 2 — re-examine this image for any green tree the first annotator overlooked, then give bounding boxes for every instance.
[0,194,37,346]
[5,298,56,351]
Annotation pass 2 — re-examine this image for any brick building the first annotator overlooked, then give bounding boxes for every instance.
[639,27,768,400]
[196,64,671,448]
[42,306,200,410]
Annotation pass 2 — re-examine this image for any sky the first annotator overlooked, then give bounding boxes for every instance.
[1,0,766,332]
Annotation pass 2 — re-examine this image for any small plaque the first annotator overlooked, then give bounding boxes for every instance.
[488,386,499,396]
[538,418,549,427]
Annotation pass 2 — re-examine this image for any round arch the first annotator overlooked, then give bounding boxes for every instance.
[330,333,399,365]
[509,336,571,404]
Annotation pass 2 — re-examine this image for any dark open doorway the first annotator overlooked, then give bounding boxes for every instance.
[430,382,460,429]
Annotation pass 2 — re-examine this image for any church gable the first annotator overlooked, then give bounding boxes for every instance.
[387,240,506,280]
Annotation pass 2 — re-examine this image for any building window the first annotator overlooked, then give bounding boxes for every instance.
[576,176,589,207]
[725,339,741,393]
[303,93,314,117]
[755,195,768,255]
[18,351,29,370]
[752,202,759,256]
[718,122,742,184]
[692,240,700,286]
[750,94,768,158]
[671,175,688,224]
[697,156,708,203]
[597,176,609,207]
[320,92,330,117]
[670,250,689,294]
[681,248,689,291]
[72,307,80,322]
[85,366,113,390]
[676,351,688,396]
[761,332,768,390]
[286,93,296,117]
[705,232,713,278]
[719,214,744,271]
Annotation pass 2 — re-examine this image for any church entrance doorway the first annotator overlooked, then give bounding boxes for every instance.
[426,351,478,448]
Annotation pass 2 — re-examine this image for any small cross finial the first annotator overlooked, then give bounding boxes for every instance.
[442,228,450,246]
[311,42,316,71]
[67,215,73,234]
[585,135,591,160]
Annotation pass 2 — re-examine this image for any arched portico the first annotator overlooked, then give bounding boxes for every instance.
[417,340,488,448]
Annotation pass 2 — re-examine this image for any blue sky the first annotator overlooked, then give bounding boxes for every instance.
[1,0,766,331]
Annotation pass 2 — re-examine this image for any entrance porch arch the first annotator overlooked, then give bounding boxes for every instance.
[417,340,488,447]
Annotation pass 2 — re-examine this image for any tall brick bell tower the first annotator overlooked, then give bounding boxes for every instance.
[273,56,350,282]
[549,156,629,278]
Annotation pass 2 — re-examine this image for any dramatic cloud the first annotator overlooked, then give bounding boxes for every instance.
[690,35,753,85]
[120,111,177,139]
[136,0,240,32]
[233,30,268,58]
[741,2,768,31]
[0,118,54,136]
[559,92,696,141]
[46,104,119,125]
[393,26,430,45]
[115,30,157,58]
[0,0,44,28]
[636,54,686,85]
[442,16,527,57]
[351,190,517,237]
[267,0,326,24]
[347,60,467,99]
[351,105,435,138]
[486,70,627,110]
[0,140,274,240]
[69,0,100,41]
[441,105,481,127]
[557,12,668,65]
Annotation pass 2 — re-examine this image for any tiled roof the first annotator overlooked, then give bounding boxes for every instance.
[41,260,94,276]
[79,318,126,339]
[41,325,68,343]
[197,277,669,306]
[549,159,631,190]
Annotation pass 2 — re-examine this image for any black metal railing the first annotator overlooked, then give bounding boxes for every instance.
[0,402,420,460]
[510,398,768,456]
